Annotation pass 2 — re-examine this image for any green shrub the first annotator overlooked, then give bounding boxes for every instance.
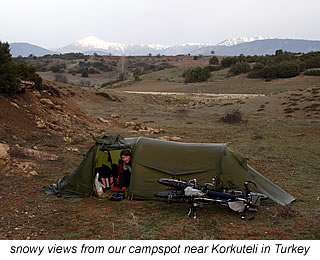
[219,109,246,124]
[50,65,62,73]
[15,63,42,89]
[276,61,300,78]
[304,57,320,69]
[252,63,265,71]
[88,68,100,74]
[230,62,251,75]
[304,70,320,76]
[221,56,238,68]
[205,65,223,72]
[183,67,211,83]
[54,74,68,83]
[261,65,278,79]
[92,61,113,72]
[81,69,89,77]
[247,70,263,78]
[209,56,219,65]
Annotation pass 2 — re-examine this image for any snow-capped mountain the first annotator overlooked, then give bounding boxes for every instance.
[54,36,214,55]
[55,36,127,55]
[73,36,126,52]
[216,36,286,46]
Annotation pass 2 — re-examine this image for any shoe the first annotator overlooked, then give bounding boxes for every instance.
[109,193,124,201]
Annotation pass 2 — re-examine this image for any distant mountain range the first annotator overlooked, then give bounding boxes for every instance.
[9,42,58,57]
[8,36,320,57]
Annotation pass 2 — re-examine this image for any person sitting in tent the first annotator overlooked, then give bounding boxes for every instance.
[109,149,132,201]
[117,149,132,189]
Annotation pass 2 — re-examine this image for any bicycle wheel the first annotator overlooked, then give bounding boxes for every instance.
[154,190,187,203]
[249,192,268,201]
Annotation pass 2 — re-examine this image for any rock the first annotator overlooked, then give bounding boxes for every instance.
[29,170,38,176]
[0,143,10,171]
[124,121,136,128]
[14,146,58,161]
[147,127,165,134]
[159,136,181,141]
[40,98,55,109]
[36,120,46,129]
[65,147,80,153]
[63,136,72,143]
[33,90,42,98]
[10,102,20,109]
[169,136,182,141]
[98,117,110,124]
[111,113,120,118]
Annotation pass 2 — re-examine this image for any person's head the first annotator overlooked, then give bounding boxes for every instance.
[120,149,131,164]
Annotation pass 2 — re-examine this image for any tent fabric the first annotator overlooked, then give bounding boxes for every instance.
[43,144,98,197]
[128,137,227,199]
[44,135,134,197]
[44,135,295,206]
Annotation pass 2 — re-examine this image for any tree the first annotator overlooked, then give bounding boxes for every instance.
[81,69,89,78]
[275,49,284,56]
[209,56,219,65]
[221,56,237,68]
[230,61,251,75]
[276,61,300,78]
[183,67,211,83]
[0,42,19,95]
[0,42,12,64]
[0,41,42,95]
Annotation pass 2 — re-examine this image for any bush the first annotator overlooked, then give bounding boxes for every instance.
[183,67,211,83]
[230,62,251,75]
[247,70,263,78]
[221,56,238,68]
[54,74,68,83]
[219,109,246,124]
[304,70,320,76]
[79,79,91,87]
[276,61,300,78]
[205,65,223,72]
[88,68,100,74]
[15,63,42,89]
[261,65,278,79]
[304,57,320,69]
[209,56,219,65]
[252,63,265,71]
[81,69,89,77]
[92,61,113,72]
[50,64,65,73]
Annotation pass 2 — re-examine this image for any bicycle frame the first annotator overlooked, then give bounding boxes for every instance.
[155,178,268,219]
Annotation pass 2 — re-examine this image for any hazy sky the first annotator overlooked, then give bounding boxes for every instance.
[1,0,319,49]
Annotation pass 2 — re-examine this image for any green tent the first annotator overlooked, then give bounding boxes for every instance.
[44,135,295,206]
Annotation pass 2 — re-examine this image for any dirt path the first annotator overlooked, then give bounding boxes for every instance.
[122,90,265,99]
